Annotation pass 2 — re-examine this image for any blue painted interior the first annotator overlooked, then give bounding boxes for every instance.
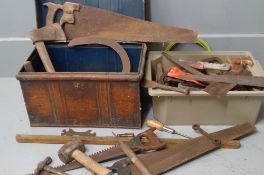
[35,0,145,27]
[30,43,142,73]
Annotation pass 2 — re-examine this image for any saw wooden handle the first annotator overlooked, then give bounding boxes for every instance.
[72,150,112,175]
[44,2,80,26]
[44,2,62,26]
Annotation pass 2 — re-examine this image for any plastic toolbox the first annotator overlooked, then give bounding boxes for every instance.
[146,51,264,125]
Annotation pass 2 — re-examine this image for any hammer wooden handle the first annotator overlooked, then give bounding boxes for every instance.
[72,150,112,175]
[35,42,55,72]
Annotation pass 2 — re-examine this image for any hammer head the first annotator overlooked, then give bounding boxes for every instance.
[58,140,85,163]
[29,23,66,43]
[34,156,52,174]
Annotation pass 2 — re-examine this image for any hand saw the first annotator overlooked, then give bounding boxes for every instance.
[55,3,197,42]
[113,123,255,175]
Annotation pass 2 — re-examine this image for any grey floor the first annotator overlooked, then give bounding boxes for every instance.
[0,78,264,175]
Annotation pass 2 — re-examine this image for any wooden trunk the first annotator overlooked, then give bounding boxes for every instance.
[17,43,146,128]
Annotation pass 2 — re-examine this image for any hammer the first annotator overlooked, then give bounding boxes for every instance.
[34,156,69,175]
[58,140,112,175]
[29,2,80,72]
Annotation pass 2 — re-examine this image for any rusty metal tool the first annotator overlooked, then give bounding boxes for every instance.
[162,52,204,75]
[180,60,231,71]
[61,128,96,137]
[163,53,238,95]
[212,63,251,93]
[69,36,131,73]
[29,24,66,43]
[31,156,69,175]
[112,132,154,175]
[58,140,112,175]
[108,160,131,175]
[59,3,197,42]
[192,124,221,146]
[37,129,166,175]
[202,57,237,95]
[29,24,66,72]
[203,82,237,96]
[142,80,190,95]
[179,74,264,87]
[147,119,192,139]
[163,52,214,92]
[112,123,255,175]
[29,2,80,72]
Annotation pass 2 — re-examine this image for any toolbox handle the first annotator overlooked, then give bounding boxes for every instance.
[69,36,131,73]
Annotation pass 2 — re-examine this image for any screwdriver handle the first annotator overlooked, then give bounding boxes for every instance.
[147,119,165,131]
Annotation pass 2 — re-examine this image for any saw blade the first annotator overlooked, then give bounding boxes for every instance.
[64,4,197,42]
[127,123,255,175]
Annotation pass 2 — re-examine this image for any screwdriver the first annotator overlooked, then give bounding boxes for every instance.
[147,119,192,139]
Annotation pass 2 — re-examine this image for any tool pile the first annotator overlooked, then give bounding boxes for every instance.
[13,1,263,174]
[18,120,255,175]
[145,52,264,96]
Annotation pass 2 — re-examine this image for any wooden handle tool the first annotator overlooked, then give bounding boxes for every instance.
[72,150,112,175]
[113,132,154,175]
[147,119,192,139]
[58,140,112,175]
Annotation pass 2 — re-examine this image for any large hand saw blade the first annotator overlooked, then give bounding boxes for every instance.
[64,5,197,42]
[127,123,255,175]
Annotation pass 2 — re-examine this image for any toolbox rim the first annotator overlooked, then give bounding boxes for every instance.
[17,43,147,81]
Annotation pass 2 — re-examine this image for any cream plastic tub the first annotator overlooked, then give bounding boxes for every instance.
[146,51,264,125]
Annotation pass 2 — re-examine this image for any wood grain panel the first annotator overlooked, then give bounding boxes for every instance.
[62,81,99,125]
[20,81,54,123]
[110,82,141,126]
